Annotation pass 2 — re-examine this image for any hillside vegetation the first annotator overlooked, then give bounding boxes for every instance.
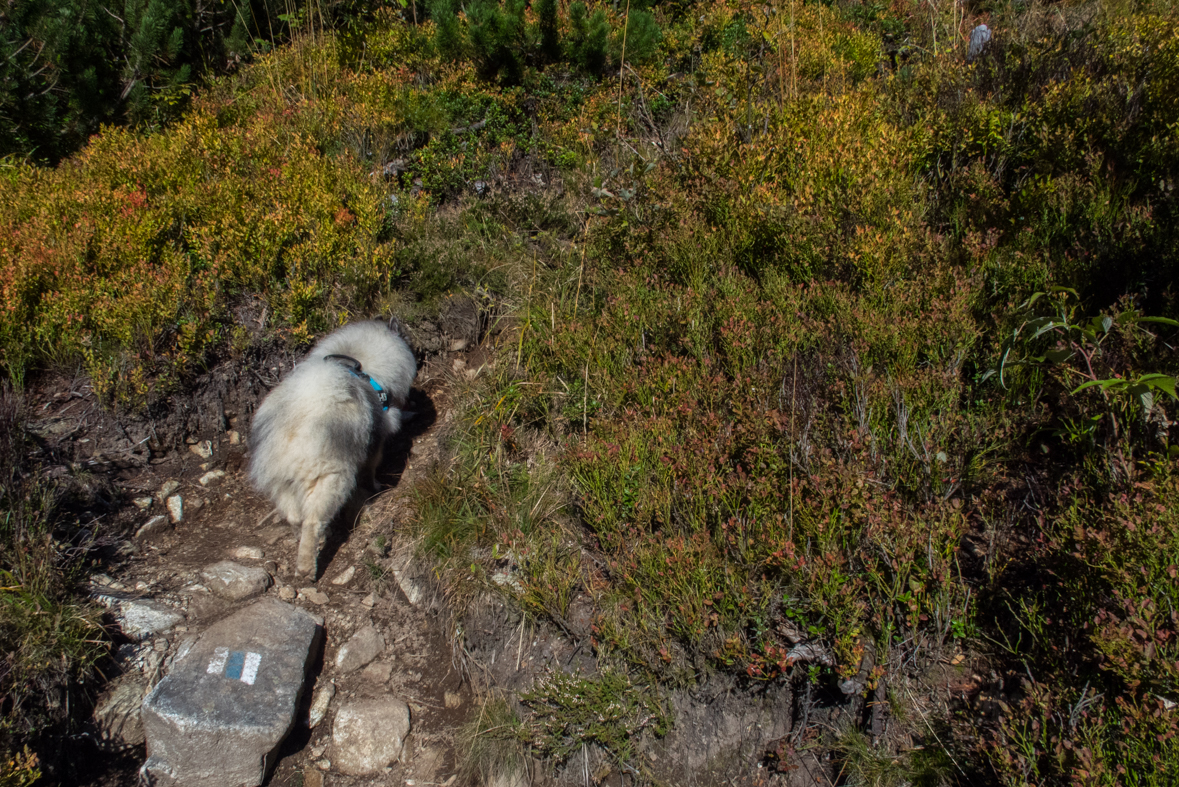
[3,0,1179,783]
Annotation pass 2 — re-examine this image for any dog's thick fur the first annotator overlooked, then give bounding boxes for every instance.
[249,321,416,577]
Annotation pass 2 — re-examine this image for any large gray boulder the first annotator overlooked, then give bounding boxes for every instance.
[141,598,323,787]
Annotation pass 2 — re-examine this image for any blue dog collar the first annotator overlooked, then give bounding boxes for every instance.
[323,354,389,411]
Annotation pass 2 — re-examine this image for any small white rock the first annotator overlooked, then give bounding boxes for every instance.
[278,586,296,601]
[159,480,180,498]
[200,561,272,601]
[115,599,185,641]
[227,430,241,445]
[233,546,264,561]
[299,588,330,606]
[360,593,377,609]
[335,626,385,673]
[133,496,153,510]
[392,569,424,605]
[331,566,356,586]
[315,759,331,771]
[189,441,213,459]
[135,515,169,540]
[308,681,336,729]
[199,470,226,486]
[166,495,183,523]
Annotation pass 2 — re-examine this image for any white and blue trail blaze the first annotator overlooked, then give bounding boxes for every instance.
[206,646,263,685]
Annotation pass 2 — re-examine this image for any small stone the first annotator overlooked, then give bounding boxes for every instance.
[360,660,393,685]
[188,497,205,511]
[444,691,462,709]
[330,566,356,586]
[315,758,331,771]
[449,338,469,352]
[199,470,226,486]
[360,594,376,609]
[159,480,180,498]
[308,681,336,729]
[201,561,272,602]
[233,546,265,561]
[227,430,241,446]
[166,495,183,523]
[303,771,324,787]
[115,599,185,641]
[135,515,170,540]
[332,698,411,775]
[278,587,296,601]
[300,588,330,606]
[133,496,153,510]
[451,358,467,372]
[392,568,424,606]
[189,440,213,459]
[335,626,385,674]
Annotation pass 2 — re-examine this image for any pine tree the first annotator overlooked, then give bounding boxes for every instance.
[466,0,526,83]
[534,0,560,63]
[426,0,463,62]
[568,2,608,74]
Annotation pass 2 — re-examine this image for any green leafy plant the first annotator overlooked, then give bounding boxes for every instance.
[517,668,669,765]
[989,287,1178,449]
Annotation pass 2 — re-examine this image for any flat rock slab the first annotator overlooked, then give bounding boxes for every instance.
[109,598,183,640]
[201,561,272,602]
[142,597,323,787]
[332,697,411,775]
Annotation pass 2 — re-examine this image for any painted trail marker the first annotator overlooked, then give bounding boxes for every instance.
[142,598,322,787]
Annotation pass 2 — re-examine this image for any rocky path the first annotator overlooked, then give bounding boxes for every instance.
[32,345,479,787]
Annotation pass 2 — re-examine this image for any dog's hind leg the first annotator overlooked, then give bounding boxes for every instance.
[295,472,354,578]
[296,518,328,578]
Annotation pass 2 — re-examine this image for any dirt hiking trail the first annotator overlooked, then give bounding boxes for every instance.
[27,317,496,787]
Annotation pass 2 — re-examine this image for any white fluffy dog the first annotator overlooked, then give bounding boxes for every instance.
[249,321,416,577]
